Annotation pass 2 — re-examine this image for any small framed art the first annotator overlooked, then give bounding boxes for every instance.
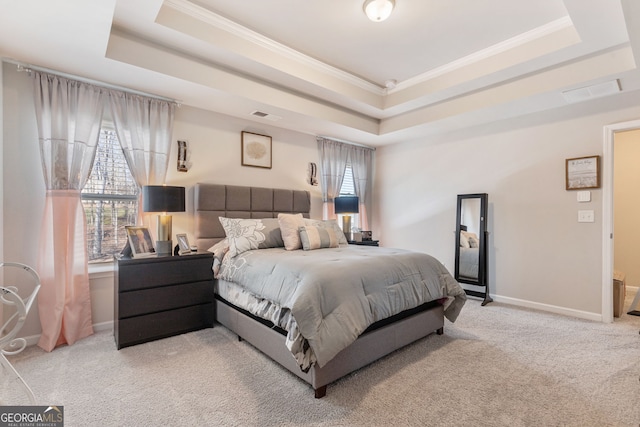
[566,155,600,190]
[176,233,191,255]
[125,226,156,258]
[241,131,272,169]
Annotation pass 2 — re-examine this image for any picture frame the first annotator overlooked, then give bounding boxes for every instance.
[241,131,272,169]
[566,155,600,190]
[176,233,191,255]
[125,226,156,258]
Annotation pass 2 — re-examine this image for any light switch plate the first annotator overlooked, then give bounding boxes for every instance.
[577,191,591,202]
[578,210,595,222]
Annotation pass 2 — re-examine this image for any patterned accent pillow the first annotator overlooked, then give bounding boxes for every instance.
[207,238,229,278]
[278,213,305,250]
[299,225,339,251]
[219,217,267,257]
[304,218,349,246]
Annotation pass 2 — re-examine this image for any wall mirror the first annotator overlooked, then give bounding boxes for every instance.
[454,193,492,305]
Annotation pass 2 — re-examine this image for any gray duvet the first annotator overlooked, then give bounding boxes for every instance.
[218,245,466,369]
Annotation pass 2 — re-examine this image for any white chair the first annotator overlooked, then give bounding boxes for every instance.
[0,262,41,404]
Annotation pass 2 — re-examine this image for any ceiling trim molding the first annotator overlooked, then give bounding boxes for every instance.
[393,16,576,92]
[162,0,385,95]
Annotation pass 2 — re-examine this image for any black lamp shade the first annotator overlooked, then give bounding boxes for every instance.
[334,196,359,214]
[142,185,185,213]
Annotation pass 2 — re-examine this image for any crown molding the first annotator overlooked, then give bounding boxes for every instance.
[163,0,385,95]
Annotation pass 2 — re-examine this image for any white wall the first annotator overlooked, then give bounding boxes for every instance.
[375,92,640,317]
[614,129,640,287]
[1,62,322,339]
[6,58,640,340]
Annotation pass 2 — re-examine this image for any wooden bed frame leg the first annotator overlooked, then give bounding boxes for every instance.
[436,327,444,335]
[314,385,327,399]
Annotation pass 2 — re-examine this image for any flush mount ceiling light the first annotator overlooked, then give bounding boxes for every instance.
[363,0,395,22]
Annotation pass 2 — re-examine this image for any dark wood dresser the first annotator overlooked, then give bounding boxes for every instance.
[114,252,214,349]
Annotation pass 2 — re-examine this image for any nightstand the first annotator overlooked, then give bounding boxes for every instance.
[348,240,379,246]
[114,252,214,349]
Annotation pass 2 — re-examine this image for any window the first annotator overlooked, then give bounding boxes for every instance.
[337,163,359,229]
[82,128,138,262]
[339,163,355,195]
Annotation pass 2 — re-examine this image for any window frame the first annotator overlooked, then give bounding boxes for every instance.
[81,126,139,263]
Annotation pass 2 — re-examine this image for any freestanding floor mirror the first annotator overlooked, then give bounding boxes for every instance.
[454,193,492,306]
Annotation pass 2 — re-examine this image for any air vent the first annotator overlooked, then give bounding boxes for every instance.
[250,110,282,122]
[561,80,621,103]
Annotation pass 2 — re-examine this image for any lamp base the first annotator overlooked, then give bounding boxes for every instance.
[156,240,173,256]
[341,215,352,240]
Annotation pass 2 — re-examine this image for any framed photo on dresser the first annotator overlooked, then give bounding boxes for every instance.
[125,226,156,258]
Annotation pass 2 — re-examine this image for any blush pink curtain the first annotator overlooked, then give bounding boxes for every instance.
[37,191,94,349]
[33,72,105,351]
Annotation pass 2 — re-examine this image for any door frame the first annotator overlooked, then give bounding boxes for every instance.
[602,119,640,322]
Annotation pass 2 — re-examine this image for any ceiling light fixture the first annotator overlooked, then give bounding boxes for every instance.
[363,0,395,22]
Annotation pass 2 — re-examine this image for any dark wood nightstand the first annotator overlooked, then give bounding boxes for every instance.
[348,240,379,246]
[114,252,214,349]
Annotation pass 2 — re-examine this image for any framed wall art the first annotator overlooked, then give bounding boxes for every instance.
[566,155,600,190]
[241,131,272,169]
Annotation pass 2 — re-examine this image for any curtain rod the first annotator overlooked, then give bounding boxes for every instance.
[2,57,181,105]
[317,135,376,150]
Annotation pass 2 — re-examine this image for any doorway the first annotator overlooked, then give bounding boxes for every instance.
[603,119,640,322]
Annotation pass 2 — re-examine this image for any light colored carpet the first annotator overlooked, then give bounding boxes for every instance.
[2,293,639,427]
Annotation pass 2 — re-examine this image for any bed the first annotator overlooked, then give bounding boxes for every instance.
[194,183,466,397]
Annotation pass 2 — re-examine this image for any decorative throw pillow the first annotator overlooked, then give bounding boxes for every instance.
[208,238,229,278]
[466,233,480,248]
[304,218,349,246]
[299,225,339,250]
[219,217,267,257]
[278,213,305,250]
[459,231,470,248]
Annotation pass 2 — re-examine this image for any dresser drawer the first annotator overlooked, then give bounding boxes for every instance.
[118,255,213,292]
[116,303,214,349]
[118,280,214,319]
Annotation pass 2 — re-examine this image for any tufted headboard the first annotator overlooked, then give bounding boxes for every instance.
[193,183,311,251]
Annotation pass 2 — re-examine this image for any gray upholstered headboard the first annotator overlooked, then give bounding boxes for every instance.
[194,183,311,251]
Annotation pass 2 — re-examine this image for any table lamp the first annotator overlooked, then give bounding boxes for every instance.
[142,185,185,256]
[334,196,359,240]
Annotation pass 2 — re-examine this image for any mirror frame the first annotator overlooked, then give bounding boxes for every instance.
[454,193,492,304]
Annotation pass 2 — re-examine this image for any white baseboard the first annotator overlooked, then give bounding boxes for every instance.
[20,321,114,349]
[490,294,602,322]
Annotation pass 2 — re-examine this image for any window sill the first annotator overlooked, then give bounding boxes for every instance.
[89,261,115,280]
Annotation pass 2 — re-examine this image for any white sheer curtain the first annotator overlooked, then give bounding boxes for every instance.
[316,137,350,219]
[350,145,374,231]
[33,71,105,351]
[107,91,176,224]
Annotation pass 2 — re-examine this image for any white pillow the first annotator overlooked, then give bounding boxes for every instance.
[278,213,305,250]
[459,231,470,248]
[218,217,267,257]
[463,231,480,248]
